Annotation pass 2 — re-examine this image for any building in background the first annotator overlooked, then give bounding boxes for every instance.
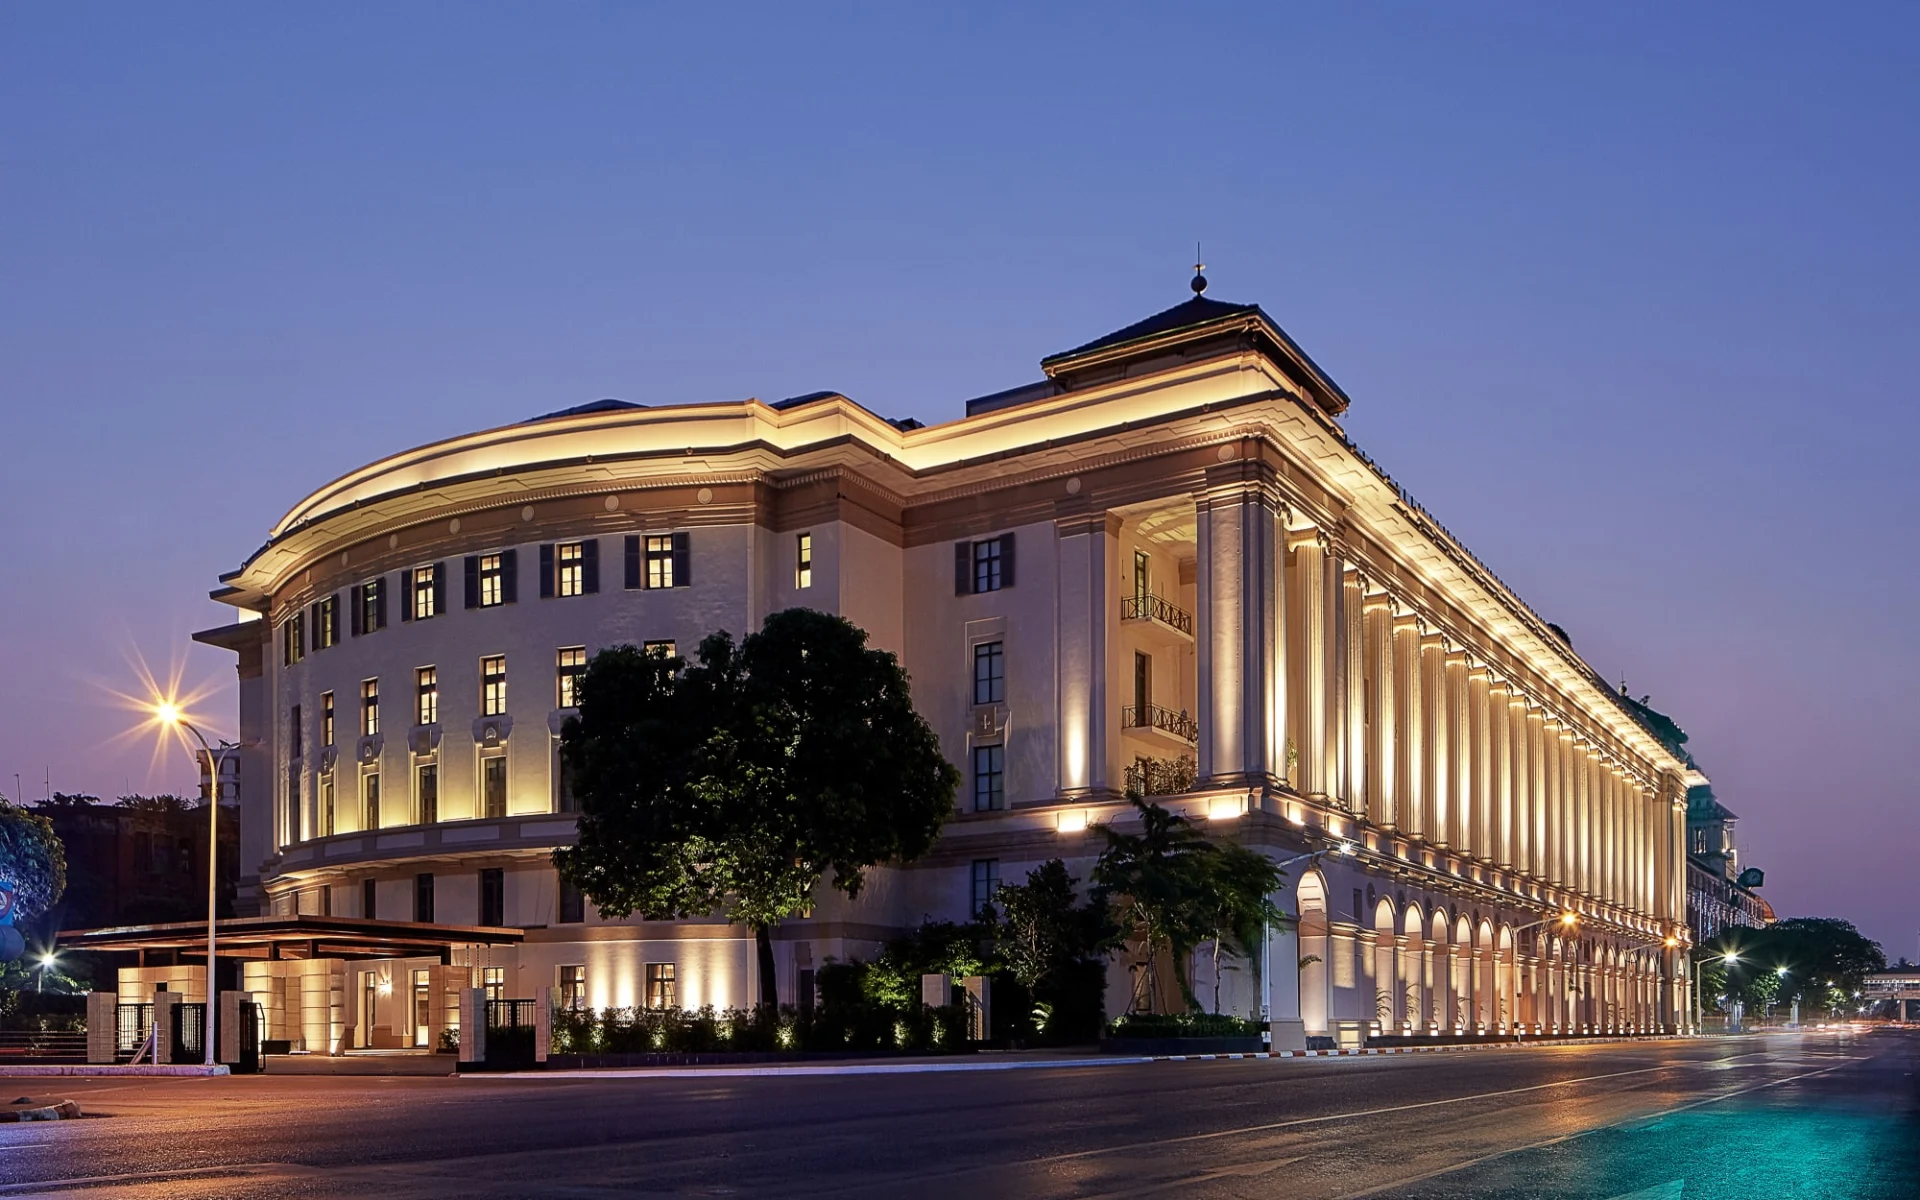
[198,743,244,807]
[70,277,1701,1052]
[37,795,239,935]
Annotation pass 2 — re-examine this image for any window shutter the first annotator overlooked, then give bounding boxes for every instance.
[331,593,342,644]
[309,602,320,646]
[501,549,518,604]
[400,569,415,622]
[350,585,364,637]
[671,532,690,588]
[374,578,387,629]
[955,541,972,595]
[624,536,641,590]
[581,538,600,594]
[464,557,480,609]
[1000,533,1016,588]
[432,562,447,615]
[539,544,555,599]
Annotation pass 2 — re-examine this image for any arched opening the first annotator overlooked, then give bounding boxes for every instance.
[1373,898,1398,1033]
[1497,925,1516,1033]
[1428,909,1451,1036]
[1476,919,1496,1031]
[1401,903,1426,1034]
[1296,871,1330,1036]
[1453,915,1474,1032]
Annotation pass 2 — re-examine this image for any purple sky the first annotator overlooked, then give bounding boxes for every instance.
[3,6,1914,956]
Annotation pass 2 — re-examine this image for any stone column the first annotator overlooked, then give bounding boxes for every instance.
[1557,728,1576,892]
[1285,529,1333,801]
[1527,706,1547,882]
[1541,719,1562,889]
[1393,612,1424,839]
[1194,466,1279,786]
[87,992,116,1064]
[1445,648,1471,856]
[1362,589,1396,829]
[1488,679,1512,868]
[1054,509,1119,798]
[1340,565,1368,814]
[1468,665,1494,859]
[1420,632,1448,846]
[1508,691,1530,878]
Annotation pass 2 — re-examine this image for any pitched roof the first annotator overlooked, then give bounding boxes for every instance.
[1047,296,1263,360]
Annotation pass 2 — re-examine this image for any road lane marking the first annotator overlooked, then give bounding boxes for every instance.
[1330,1058,1862,1200]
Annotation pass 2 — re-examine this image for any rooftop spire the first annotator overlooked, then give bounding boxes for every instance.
[1191,242,1208,296]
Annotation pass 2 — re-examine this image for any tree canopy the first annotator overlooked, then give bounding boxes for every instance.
[1702,917,1886,1017]
[0,799,67,932]
[555,609,960,1007]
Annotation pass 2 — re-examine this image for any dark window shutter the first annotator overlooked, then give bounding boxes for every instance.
[350,586,364,637]
[309,602,320,646]
[624,536,640,590]
[671,532,690,588]
[539,545,555,599]
[374,578,387,629]
[1000,533,1016,588]
[432,562,447,615]
[955,542,972,595]
[331,593,342,644]
[400,569,415,621]
[582,538,600,594]
[464,557,480,609]
[501,549,518,604]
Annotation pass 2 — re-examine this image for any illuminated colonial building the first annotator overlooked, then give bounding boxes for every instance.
[147,278,1699,1050]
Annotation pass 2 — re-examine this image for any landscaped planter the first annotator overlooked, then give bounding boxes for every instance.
[1098,1036,1263,1056]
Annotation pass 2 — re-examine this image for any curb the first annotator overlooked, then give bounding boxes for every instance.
[0,1065,232,1078]
[0,1099,82,1121]
[1156,1035,1688,1062]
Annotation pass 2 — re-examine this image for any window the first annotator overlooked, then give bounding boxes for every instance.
[1134,651,1152,714]
[557,542,585,597]
[412,969,431,1047]
[556,648,587,710]
[361,678,380,737]
[482,656,507,717]
[354,578,387,635]
[406,564,444,621]
[478,867,505,926]
[645,963,677,1010]
[290,705,304,760]
[971,859,1001,918]
[540,540,598,598]
[321,692,335,747]
[642,640,676,660]
[646,536,676,589]
[1133,550,1150,606]
[558,877,585,924]
[283,612,305,665]
[482,755,507,819]
[796,533,813,589]
[285,767,300,845]
[363,878,377,919]
[321,773,335,837]
[483,966,505,1003]
[955,534,1015,595]
[468,552,513,609]
[416,667,438,726]
[364,771,381,829]
[559,965,586,1011]
[314,595,339,650]
[972,744,1005,812]
[972,641,1004,706]
[417,764,438,825]
[415,872,435,923]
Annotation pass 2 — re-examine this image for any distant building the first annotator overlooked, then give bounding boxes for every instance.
[1684,787,1773,944]
[37,796,239,934]
[198,743,244,807]
[1863,971,1920,1022]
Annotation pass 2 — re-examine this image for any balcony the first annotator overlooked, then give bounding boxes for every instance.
[1121,593,1193,638]
[1123,703,1198,746]
[1125,754,1199,798]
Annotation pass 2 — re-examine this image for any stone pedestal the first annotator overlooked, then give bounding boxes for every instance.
[457,987,486,1066]
[86,993,116,1064]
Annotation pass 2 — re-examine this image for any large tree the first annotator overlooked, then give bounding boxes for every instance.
[0,799,67,958]
[555,609,959,1008]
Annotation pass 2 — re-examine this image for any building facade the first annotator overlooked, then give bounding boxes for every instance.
[1684,789,1773,944]
[182,284,1697,1051]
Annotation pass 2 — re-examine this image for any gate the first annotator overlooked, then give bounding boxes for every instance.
[234,1000,263,1074]
[115,1003,153,1061]
[172,1003,206,1064]
[484,998,536,1071]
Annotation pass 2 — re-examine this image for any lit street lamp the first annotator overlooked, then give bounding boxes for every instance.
[154,701,219,1067]
[1694,950,1738,1035]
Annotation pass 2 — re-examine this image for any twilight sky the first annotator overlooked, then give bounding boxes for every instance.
[2,5,1914,954]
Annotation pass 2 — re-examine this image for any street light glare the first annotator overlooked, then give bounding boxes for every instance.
[155,700,181,726]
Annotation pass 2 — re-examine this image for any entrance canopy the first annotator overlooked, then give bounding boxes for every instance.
[58,914,523,962]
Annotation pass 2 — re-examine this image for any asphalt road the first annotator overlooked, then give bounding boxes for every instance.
[2,1031,1914,1198]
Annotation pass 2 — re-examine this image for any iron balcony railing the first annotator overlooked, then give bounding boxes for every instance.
[1121,593,1193,636]
[1122,703,1199,745]
[1124,754,1199,798]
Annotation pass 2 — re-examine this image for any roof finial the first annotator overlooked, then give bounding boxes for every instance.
[1191,242,1207,296]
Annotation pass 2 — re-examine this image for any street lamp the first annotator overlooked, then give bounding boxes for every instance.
[155,701,219,1067]
[1694,950,1738,1036]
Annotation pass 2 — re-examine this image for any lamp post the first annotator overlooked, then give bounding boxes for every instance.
[1694,950,1737,1036]
[155,702,219,1067]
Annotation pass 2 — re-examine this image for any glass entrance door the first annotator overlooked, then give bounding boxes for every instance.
[412,969,431,1047]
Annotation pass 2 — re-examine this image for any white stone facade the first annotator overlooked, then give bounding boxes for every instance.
[193,292,1700,1049]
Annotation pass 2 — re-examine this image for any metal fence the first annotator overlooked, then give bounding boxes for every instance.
[116,1003,154,1057]
[1121,593,1194,636]
[173,1002,207,1064]
[1122,703,1199,745]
